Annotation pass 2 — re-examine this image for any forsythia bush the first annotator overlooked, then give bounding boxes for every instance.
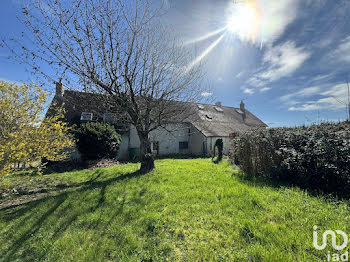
[231,122,350,195]
[0,81,74,175]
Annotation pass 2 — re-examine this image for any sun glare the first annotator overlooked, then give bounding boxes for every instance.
[226,1,261,42]
[184,0,263,71]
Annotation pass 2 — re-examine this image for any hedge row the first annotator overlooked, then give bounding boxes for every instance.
[230,122,350,195]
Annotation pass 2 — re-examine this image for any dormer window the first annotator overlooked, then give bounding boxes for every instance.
[206,114,213,120]
[103,113,117,123]
[197,104,204,110]
[80,112,93,121]
[215,106,223,112]
[236,109,244,115]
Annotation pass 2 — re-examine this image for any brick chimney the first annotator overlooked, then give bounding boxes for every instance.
[55,79,64,98]
[215,101,222,106]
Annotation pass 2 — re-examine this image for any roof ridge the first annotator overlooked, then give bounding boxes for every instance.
[64,90,245,110]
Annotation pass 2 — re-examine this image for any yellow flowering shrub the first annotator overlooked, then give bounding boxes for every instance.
[0,81,74,175]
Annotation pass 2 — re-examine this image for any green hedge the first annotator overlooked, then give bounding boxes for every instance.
[231,122,350,195]
[75,122,121,160]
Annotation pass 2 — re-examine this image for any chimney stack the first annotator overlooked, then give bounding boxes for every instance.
[240,100,245,111]
[55,79,64,98]
[240,100,246,120]
[215,101,222,106]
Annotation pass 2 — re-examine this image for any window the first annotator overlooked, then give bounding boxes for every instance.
[215,106,224,112]
[205,114,213,120]
[80,112,93,121]
[197,104,204,110]
[236,109,244,115]
[152,141,159,151]
[104,113,117,123]
[152,141,159,155]
[179,141,189,150]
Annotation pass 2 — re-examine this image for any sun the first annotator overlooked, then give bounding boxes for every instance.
[226,1,262,42]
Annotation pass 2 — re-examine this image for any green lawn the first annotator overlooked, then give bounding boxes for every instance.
[0,159,349,261]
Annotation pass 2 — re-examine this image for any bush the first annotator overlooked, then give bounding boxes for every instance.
[231,121,350,195]
[0,81,74,175]
[75,122,121,160]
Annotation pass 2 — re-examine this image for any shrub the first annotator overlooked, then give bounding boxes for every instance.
[75,122,121,160]
[231,122,350,195]
[0,81,74,175]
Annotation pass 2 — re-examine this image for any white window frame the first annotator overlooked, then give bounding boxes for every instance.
[80,112,93,121]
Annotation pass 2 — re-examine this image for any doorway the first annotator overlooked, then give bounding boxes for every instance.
[152,141,159,156]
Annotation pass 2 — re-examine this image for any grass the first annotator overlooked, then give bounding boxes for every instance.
[0,158,349,261]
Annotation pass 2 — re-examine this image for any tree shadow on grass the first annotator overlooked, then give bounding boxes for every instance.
[2,193,68,261]
[1,169,146,261]
[154,154,208,160]
[234,171,350,201]
[234,171,283,189]
[1,167,147,210]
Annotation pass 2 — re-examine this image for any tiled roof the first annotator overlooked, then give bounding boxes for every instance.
[185,103,267,136]
[47,89,267,137]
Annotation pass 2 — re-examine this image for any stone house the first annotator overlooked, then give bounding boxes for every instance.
[48,82,267,160]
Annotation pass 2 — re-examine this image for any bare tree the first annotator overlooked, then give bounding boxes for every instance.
[5,0,206,172]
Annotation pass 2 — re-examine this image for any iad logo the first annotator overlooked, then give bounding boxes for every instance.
[313,225,348,250]
[313,225,349,261]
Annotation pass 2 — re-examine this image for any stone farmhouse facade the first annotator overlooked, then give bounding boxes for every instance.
[47,82,267,160]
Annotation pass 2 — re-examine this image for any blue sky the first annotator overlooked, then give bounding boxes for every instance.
[1,0,350,127]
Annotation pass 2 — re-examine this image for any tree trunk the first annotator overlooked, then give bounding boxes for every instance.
[139,132,155,172]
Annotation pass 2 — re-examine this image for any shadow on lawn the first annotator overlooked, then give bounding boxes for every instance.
[1,169,144,261]
[234,172,283,189]
[235,171,350,201]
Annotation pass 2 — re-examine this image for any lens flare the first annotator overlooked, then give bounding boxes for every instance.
[184,27,227,46]
[185,33,226,73]
[184,0,264,72]
[226,0,262,43]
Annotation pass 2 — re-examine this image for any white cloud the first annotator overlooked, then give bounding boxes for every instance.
[309,73,333,83]
[322,83,348,98]
[260,87,271,92]
[243,88,255,95]
[329,36,350,63]
[287,83,349,111]
[235,71,244,78]
[281,86,321,102]
[318,38,333,49]
[201,92,213,97]
[258,0,301,44]
[263,41,310,81]
[288,104,323,111]
[246,76,265,88]
[247,41,311,88]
